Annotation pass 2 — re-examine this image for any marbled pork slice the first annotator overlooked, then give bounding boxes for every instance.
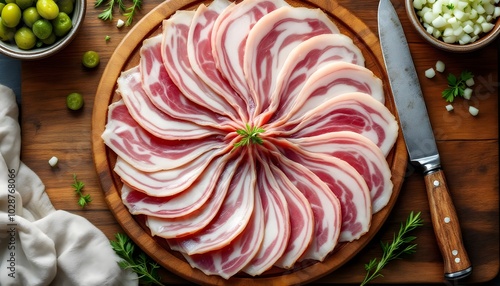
[289,131,393,213]
[168,188,264,280]
[262,33,366,126]
[120,153,230,218]
[139,34,234,131]
[242,151,290,276]
[244,6,339,119]
[276,92,398,156]
[145,154,242,238]
[171,150,257,255]
[187,0,249,122]
[265,143,342,261]
[274,139,372,242]
[211,0,289,119]
[113,142,232,197]
[117,66,218,140]
[102,101,227,172]
[162,11,240,123]
[268,159,314,269]
[285,61,385,124]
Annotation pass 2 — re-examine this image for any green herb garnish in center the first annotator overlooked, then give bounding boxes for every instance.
[233,124,265,149]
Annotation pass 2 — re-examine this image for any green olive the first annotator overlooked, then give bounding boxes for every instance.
[51,11,71,37]
[15,0,32,10]
[32,18,52,39]
[0,20,15,41]
[82,50,100,68]
[57,0,73,15]
[66,92,84,110]
[36,0,58,20]
[0,3,5,15]
[1,3,21,28]
[14,26,36,49]
[41,31,55,44]
[22,6,39,28]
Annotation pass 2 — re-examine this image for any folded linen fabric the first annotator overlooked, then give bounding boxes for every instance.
[0,85,138,286]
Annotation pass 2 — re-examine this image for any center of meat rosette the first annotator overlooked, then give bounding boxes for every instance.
[233,124,265,149]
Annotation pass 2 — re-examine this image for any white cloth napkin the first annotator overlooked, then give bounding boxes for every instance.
[0,85,139,286]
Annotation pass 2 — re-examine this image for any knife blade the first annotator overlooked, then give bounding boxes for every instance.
[377,0,472,280]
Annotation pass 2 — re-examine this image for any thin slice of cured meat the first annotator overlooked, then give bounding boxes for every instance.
[171,150,257,255]
[114,142,232,197]
[272,139,372,242]
[265,143,342,261]
[267,158,314,269]
[284,62,385,124]
[275,92,398,156]
[245,6,339,118]
[168,189,264,280]
[187,0,249,122]
[146,154,242,238]
[120,153,230,218]
[288,131,393,213]
[162,11,240,123]
[242,151,290,276]
[211,0,289,119]
[261,33,365,126]
[102,101,228,172]
[139,34,233,131]
[117,66,218,140]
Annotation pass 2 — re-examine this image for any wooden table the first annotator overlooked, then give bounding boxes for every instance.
[20,0,498,284]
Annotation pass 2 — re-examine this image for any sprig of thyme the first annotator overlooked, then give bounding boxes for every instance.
[361,211,423,285]
[123,0,142,26]
[233,124,265,149]
[442,70,474,102]
[110,233,165,286]
[72,174,92,208]
[95,0,142,25]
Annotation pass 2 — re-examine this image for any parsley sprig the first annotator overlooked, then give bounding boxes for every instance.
[234,124,265,149]
[442,70,474,102]
[72,174,92,208]
[361,211,423,285]
[110,233,165,286]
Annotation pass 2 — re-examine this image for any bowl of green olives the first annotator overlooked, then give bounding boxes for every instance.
[0,0,86,60]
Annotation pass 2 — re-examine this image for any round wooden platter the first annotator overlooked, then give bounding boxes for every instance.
[91,0,409,284]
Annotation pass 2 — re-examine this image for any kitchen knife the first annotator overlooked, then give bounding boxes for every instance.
[377,0,472,280]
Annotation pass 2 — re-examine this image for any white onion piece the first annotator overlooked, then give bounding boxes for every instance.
[425,68,436,78]
[469,106,479,116]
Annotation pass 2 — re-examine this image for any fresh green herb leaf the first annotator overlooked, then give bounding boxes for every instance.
[233,124,265,149]
[360,211,423,286]
[442,70,474,102]
[94,0,106,7]
[110,233,165,286]
[96,0,116,21]
[105,35,111,42]
[123,0,142,26]
[96,0,140,25]
[446,3,454,10]
[72,174,92,208]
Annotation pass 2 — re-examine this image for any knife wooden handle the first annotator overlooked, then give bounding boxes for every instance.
[424,169,472,280]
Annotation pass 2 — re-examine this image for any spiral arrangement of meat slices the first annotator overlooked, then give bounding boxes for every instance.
[101,0,399,279]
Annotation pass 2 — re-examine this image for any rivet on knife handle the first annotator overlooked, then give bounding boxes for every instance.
[424,169,472,280]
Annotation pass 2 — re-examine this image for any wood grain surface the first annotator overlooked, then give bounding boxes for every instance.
[19,0,498,284]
